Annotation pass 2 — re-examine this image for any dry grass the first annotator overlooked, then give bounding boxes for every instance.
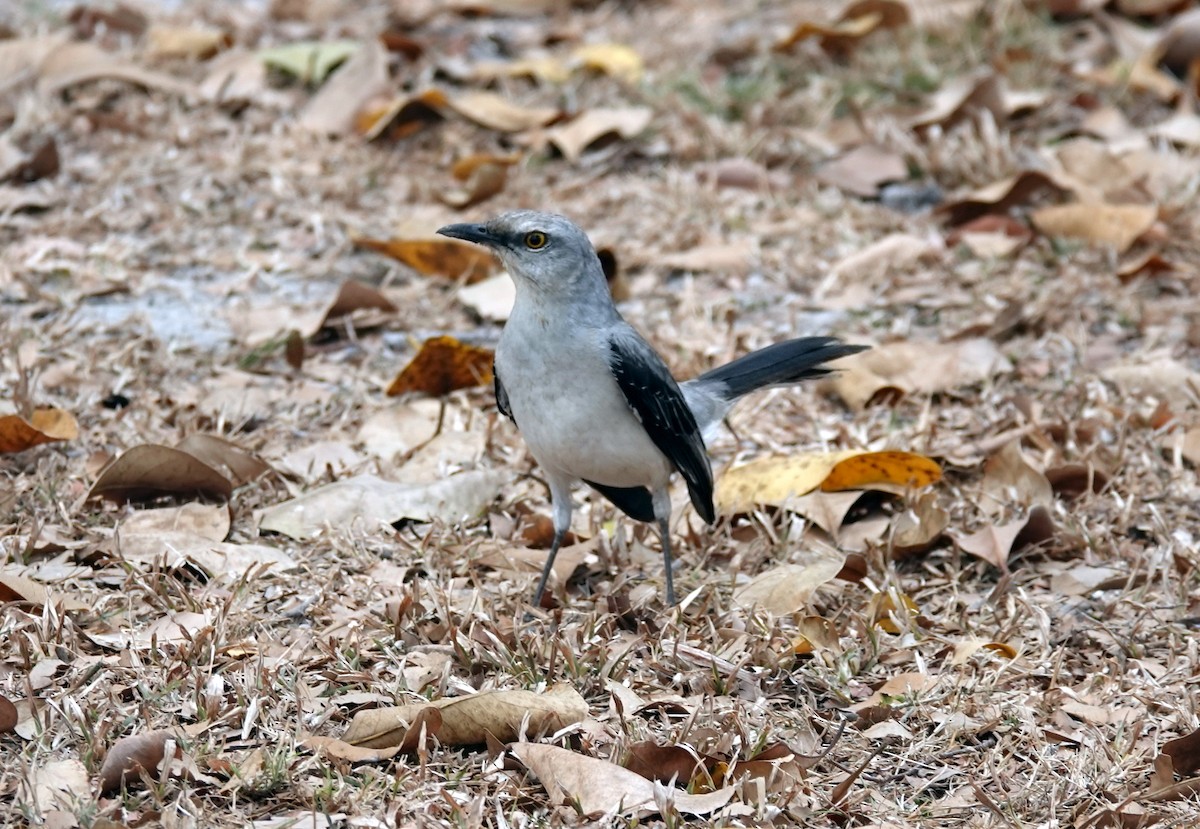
[3,0,1200,826]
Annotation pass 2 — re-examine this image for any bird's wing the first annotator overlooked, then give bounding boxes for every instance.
[494,360,513,421]
[606,330,715,524]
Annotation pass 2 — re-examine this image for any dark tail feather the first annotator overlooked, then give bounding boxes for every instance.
[697,337,867,401]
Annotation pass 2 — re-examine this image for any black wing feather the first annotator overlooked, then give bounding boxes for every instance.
[494,360,513,422]
[607,333,715,524]
[583,480,656,523]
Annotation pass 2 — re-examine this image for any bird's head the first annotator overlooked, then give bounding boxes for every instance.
[437,211,605,297]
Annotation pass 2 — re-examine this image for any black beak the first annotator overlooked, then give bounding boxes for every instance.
[436,222,494,247]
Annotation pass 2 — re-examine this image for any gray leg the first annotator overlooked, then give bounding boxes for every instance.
[532,475,574,607]
[652,488,677,606]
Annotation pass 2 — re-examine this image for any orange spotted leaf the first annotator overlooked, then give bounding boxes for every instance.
[821,451,942,492]
[387,336,494,397]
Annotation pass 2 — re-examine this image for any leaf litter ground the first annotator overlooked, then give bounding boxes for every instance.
[3,0,1200,826]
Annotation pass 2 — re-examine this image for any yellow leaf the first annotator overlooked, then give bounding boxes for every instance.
[716,450,941,514]
[867,589,919,634]
[1030,201,1157,253]
[352,235,495,283]
[0,408,79,454]
[572,43,643,83]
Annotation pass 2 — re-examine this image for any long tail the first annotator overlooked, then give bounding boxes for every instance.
[696,336,867,401]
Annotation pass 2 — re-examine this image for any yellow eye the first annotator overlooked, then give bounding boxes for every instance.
[524,231,548,250]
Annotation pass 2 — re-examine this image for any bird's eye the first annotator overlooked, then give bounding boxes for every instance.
[524,231,548,250]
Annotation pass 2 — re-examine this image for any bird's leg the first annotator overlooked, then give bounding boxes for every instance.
[532,475,574,607]
[652,488,677,606]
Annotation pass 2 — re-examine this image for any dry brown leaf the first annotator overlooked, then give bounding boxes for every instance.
[717,450,941,514]
[26,757,90,815]
[37,40,195,97]
[114,531,295,576]
[118,502,231,542]
[571,42,643,83]
[1117,250,1183,282]
[1030,202,1157,253]
[509,742,736,817]
[950,516,1026,571]
[1163,727,1200,776]
[851,672,937,715]
[623,741,713,786]
[353,235,495,282]
[938,171,1071,226]
[829,338,1009,409]
[784,490,865,536]
[300,735,403,763]
[792,616,841,654]
[473,55,570,84]
[775,9,891,55]
[867,589,919,634]
[732,548,847,614]
[386,336,494,397]
[658,240,756,274]
[176,434,272,487]
[445,90,559,133]
[99,730,182,793]
[359,88,448,140]
[472,539,595,588]
[949,638,1017,665]
[0,695,16,734]
[344,684,587,748]
[0,408,78,454]
[199,49,271,104]
[145,24,231,60]
[440,153,518,209]
[544,107,652,163]
[980,441,1053,515]
[1102,357,1200,410]
[88,444,233,503]
[258,470,505,539]
[891,492,949,557]
[910,71,1008,131]
[815,144,909,197]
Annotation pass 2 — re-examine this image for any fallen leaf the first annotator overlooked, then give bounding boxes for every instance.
[792,616,841,654]
[175,434,272,487]
[658,241,756,274]
[572,42,643,83]
[87,445,233,503]
[259,39,358,85]
[851,672,937,714]
[472,539,595,589]
[457,272,516,321]
[199,49,271,104]
[775,10,889,55]
[1102,357,1200,410]
[27,757,91,813]
[359,89,448,140]
[783,490,865,536]
[950,516,1027,571]
[445,90,559,132]
[440,153,519,209]
[829,339,1010,409]
[300,735,402,763]
[353,236,494,282]
[37,40,195,97]
[1031,202,1157,253]
[623,741,713,786]
[473,55,570,85]
[344,684,586,748]
[0,408,78,454]
[509,742,735,817]
[544,107,653,163]
[99,730,182,793]
[980,441,1053,515]
[299,38,390,135]
[0,695,15,733]
[867,589,920,634]
[816,144,908,197]
[949,639,1017,666]
[733,548,847,614]
[386,336,494,397]
[891,492,949,557]
[114,532,295,577]
[276,440,365,481]
[118,502,230,542]
[937,171,1070,226]
[910,71,1008,131]
[258,470,505,540]
[828,233,938,284]
[717,450,941,514]
[145,24,230,60]
[1044,463,1110,500]
[1163,727,1200,776]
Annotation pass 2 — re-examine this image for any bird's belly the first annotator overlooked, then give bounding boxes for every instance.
[497,340,671,488]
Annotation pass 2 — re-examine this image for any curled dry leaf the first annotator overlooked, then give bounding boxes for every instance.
[359,88,448,140]
[937,170,1071,226]
[0,408,78,454]
[445,90,559,133]
[868,589,920,634]
[949,639,1017,666]
[27,757,91,814]
[457,272,516,321]
[441,153,519,210]
[300,734,403,763]
[258,470,505,540]
[175,434,272,487]
[118,502,231,542]
[544,107,653,163]
[623,741,714,786]
[658,240,756,275]
[472,539,596,589]
[343,684,587,748]
[891,492,949,557]
[792,615,841,654]
[386,335,494,396]
[353,235,494,282]
[980,440,1053,515]
[717,450,941,514]
[88,444,233,503]
[144,23,231,60]
[473,55,570,85]
[851,672,937,717]
[910,71,1008,131]
[775,9,893,55]
[1162,726,1200,776]
[949,508,1056,572]
[509,742,736,818]
[99,730,182,793]
[1030,202,1157,253]
[828,338,1010,409]
[732,547,847,614]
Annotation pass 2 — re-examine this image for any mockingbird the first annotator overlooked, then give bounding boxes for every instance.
[438,211,865,606]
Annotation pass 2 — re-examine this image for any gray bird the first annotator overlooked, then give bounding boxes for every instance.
[438,211,865,606]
